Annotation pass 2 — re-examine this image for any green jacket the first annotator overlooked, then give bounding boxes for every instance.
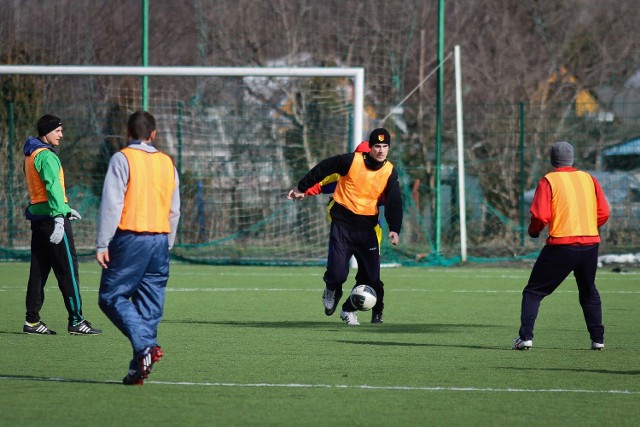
[23,136,71,219]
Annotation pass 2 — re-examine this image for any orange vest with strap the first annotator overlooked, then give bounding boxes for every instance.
[24,147,68,204]
[332,154,393,215]
[118,147,176,233]
[545,170,599,237]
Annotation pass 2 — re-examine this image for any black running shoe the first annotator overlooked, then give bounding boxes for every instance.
[371,312,384,324]
[23,321,57,335]
[323,287,343,316]
[68,320,102,335]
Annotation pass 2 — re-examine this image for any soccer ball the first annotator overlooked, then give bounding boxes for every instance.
[349,285,377,311]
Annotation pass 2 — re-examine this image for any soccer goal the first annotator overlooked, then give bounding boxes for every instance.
[0,65,366,265]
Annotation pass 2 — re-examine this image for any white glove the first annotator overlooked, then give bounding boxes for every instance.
[69,208,82,221]
[50,217,65,244]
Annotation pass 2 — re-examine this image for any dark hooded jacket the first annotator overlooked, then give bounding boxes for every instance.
[23,136,71,219]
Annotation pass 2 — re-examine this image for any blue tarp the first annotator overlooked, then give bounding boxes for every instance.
[602,137,640,157]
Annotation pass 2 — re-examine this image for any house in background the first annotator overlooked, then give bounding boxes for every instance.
[602,136,640,171]
[537,66,614,122]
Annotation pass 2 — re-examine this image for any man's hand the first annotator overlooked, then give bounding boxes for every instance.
[287,187,305,201]
[388,231,399,246]
[69,208,82,221]
[96,248,110,269]
[49,217,65,244]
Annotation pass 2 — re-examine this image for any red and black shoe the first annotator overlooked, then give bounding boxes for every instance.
[122,345,163,385]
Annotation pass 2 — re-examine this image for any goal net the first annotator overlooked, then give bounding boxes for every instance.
[0,66,400,265]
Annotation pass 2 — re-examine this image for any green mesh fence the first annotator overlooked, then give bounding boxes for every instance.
[2,1,640,265]
[1,79,639,266]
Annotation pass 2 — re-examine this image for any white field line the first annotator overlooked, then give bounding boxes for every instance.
[75,269,637,279]
[148,381,640,395]
[0,286,639,295]
[0,286,639,294]
[0,375,637,395]
[160,288,640,295]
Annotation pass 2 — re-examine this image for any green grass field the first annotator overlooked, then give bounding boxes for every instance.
[0,262,639,426]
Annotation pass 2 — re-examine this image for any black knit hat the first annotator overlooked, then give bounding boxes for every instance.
[368,128,391,148]
[37,114,62,137]
[550,141,574,167]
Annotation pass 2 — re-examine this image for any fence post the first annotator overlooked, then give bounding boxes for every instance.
[7,101,15,247]
[519,102,525,247]
[177,101,183,245]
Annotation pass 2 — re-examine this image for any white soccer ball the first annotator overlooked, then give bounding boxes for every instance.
[349,284,377,311]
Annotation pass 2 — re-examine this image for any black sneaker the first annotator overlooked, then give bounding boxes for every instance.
[23,321,57,335]
[68,320,102,335]
[323,287,343,316]
[371,312,384,324]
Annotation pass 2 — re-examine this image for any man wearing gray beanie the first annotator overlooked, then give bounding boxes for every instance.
[513,141,610,351]
[549,141,574,167]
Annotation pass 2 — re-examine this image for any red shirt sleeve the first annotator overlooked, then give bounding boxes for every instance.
[528,177,551,237]
[592,176,610,227]
[304,183,322,196]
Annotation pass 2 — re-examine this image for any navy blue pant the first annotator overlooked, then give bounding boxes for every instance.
[98,231,169,357]
[518,244,604,343]
[26,217,84,325]
[323,222,384,313]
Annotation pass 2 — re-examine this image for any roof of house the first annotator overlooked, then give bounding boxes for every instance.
[602,137,640,157]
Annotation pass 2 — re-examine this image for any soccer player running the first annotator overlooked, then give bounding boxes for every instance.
[304,141,386,323]
[96,111,180,385]
[22,114,102,336]
[513,141,610,350]
[288,128,403,326]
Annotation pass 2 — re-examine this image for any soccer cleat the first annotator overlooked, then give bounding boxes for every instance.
[122,371,144,386]
[122,345,164,386]
[323,287,343,316]
[340,310,360,326]
[371,312,384,324]
[23,321,57,335]
[68,320,102,335]
[591,342,605,351]
[512,337,532,350]
[151,345,164,364]
[122,346,153,385]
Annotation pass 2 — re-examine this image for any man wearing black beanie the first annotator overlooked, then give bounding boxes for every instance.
[288,128,403,325]
[22,114,101,335]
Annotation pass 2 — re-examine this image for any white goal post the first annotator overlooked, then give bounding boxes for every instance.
[0,65,365,149]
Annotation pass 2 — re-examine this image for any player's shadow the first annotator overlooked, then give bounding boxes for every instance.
[163,319,498,335]
[359,323,499,334]
[164,319,337,329]
[0,330,27,335]
[0,374,121,385]
[337,340,506,350]
[498,366,640,375]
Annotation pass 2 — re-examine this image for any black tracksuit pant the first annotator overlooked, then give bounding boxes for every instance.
[26,217,84,326]
[323,222,384,313]
[518,244,604,343]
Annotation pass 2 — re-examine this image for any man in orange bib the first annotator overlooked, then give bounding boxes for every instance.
[513,141,610,351]
[288,128,403,326]
[22,114,102,336]
[96,111,180,385]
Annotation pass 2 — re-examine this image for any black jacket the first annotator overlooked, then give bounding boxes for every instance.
[297,152,403,234]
